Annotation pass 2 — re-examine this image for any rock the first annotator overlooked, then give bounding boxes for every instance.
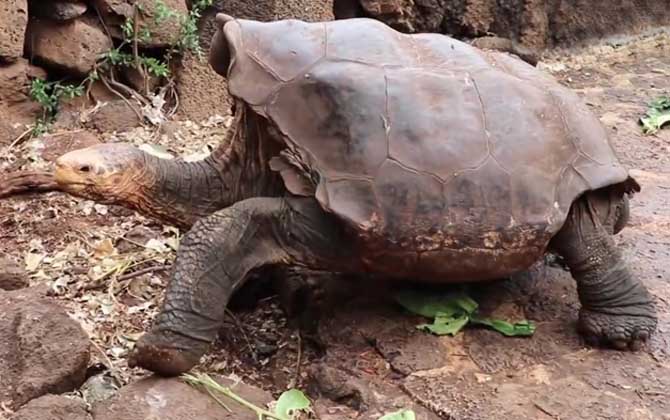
[39,130,101,162]
[10,394,91,420]
[80,374,120,405]
[30,1,88,21]
[26,16,112,76]
[0,287,91,409]
[0,0,28,62]
[0,59,47,145]
[55,80,121,130]
[86,100,142,133]
[92,377,272,420]
[0,257,29,291]
[175,53,231,122]
[92,0,188,48]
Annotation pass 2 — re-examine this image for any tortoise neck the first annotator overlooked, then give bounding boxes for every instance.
[134,105,284,229]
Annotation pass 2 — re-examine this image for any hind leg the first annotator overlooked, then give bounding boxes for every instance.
[550,189,657,350]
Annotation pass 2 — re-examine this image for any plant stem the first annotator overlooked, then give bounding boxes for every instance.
[182,374,289,420]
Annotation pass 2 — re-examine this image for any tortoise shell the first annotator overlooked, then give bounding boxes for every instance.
[216,17,637,280]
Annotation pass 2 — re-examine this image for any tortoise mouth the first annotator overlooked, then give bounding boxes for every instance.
[209,13,235,76]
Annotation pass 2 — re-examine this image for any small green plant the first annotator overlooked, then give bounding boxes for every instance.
[29,78,85,135]
[177,0,213,57]
[183,373,312,419]
[640,95,670,134]
[395,290,536,337]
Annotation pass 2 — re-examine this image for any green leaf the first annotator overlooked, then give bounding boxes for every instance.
[640,95,670,134]
[275,389,311,419]
[418,313,469,336]
[470,317,536,336]
[379,409,416,420]
[394,290,478,318]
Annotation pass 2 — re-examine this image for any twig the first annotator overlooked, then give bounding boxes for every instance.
[182,373,288,420]
[0,171,60,199]
[225,309,257,362]
[292,331,303,389]
[98,74,146,122]
[116,264,169,282]
[4,126,34,152]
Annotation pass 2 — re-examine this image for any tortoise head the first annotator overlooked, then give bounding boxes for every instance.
[55,143,151,204]
[209,13,235,76]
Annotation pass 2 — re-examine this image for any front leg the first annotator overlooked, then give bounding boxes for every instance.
[128,197,359,376]
[550,190,657,350]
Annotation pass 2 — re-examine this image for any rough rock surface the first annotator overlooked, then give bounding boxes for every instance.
[30,1,88,21]
[26,16,112,76]
[175,53,231,121]
[0,59,46,145]
[0,0,28,62]
[39,130,101,162]
[0,287,91,409]
[92,377,272,420]
[0,257,29,291]
[343,0,670,50]
[87,100,142,133]
[10,395,91,420]
[92,0,188,48]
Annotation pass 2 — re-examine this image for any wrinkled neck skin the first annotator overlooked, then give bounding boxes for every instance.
[131,105,284,229]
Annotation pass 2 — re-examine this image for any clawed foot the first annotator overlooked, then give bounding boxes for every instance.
[128,330,205,376]
[578,307,657,351]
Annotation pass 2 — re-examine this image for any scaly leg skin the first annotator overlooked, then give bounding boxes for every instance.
[550,189,657,350]
[127,197,358,376]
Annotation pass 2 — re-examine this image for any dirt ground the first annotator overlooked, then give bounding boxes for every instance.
[1,31,669,419]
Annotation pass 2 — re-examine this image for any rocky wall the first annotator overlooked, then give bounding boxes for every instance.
[337,0,670,50]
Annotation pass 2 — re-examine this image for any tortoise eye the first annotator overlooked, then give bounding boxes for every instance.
[79,165,91,173]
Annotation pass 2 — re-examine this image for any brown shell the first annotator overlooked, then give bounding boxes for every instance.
[219,17,636,279]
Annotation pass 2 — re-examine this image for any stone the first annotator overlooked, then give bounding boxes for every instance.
[0,59,47,145]
[25,16,112,76]
[0,0,28,62]
[86,100,142,133]
[91,377,272,420]
[10,395,91,420]
[92,0,188,48]
[0,257,29,291]
[175,52,231,122]
[39,130,101,162]
[0,287,91,409]
[30,1,88,21]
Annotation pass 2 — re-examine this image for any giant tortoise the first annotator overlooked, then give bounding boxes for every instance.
[55,15,657,375]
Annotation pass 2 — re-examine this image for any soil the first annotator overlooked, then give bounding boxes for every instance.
[1,31,669,420]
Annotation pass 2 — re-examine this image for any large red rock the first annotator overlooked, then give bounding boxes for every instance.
[25,16,112,76]
[92,377,272,420]
[0,0,28,61]
[0,59,46,145]
[10,395,91,420]
[92,0,188,48]
[0,287,91,409]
